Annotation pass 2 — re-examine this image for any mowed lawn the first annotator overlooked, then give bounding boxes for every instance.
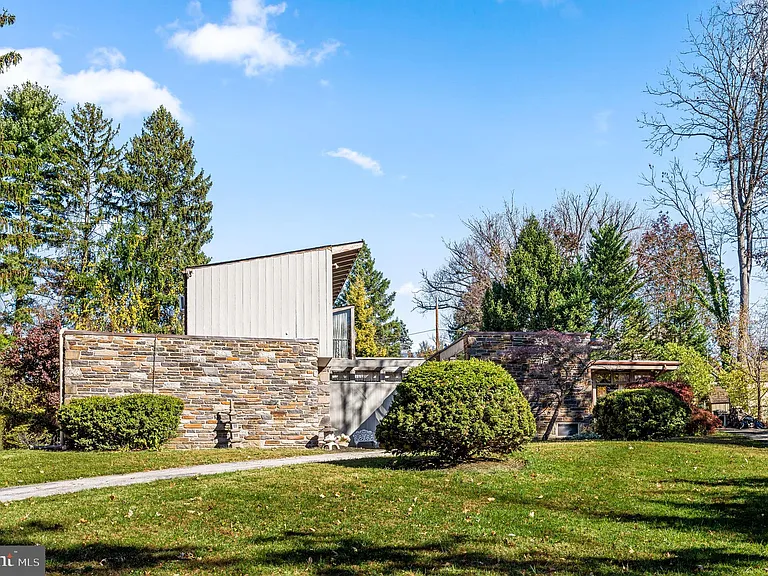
[1,439,767,575]
[0,447,316,487]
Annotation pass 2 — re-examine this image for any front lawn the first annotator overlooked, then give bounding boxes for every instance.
[0,447,316,487]
[1,438,767,575]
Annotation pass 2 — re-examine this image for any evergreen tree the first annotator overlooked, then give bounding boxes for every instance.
[57,103,122,323]
[0,82,67,328]
[482,216,583,332]
[345,274,383,357]
[585,223,640,341]
[656,299,709,357]
[561,258,592,333]
[114,106,213,333]
[336,243,410,355]
[0,11,20,74]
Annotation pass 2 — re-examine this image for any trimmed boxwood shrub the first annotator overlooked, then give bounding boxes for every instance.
[593,387,690,440]
[375,359,536,462]
[59,394,184,450]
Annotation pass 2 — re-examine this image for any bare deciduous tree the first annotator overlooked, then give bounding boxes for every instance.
[415,196,528,334]
[641,1,768,358]
[542,185,645,262]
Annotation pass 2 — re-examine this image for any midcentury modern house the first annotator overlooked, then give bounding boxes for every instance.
[64,240,687,447]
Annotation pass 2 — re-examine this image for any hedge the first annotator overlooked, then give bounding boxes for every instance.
[375,359,536,462]
[593,387,690,440]
[59,394,184,450]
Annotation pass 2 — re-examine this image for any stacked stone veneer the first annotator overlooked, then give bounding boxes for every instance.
[62,331,327,449]
[462,331,593,437]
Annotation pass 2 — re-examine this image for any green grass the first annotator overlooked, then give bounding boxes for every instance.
[1,437,767,575]
[0,447,316,487]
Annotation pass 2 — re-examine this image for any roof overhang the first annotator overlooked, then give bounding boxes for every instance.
[590,360,681,372]
[332,241,364,300]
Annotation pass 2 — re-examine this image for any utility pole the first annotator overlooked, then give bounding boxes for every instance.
[435,298,440,351]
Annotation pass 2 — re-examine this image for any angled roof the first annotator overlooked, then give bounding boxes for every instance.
[589,360,681,372]
[184,240,364,300]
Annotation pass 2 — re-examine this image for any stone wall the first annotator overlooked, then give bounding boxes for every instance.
[62,331,327,449]
[463,331,593,437]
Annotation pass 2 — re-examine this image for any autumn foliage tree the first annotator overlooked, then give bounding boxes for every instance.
[2,312,61,437]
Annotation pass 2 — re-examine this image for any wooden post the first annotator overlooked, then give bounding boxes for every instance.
[435,298,440,351]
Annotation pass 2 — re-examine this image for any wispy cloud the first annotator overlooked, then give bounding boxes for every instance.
[510,0,581,18]
[88,47,126,69]
[325,147,383,176]
[319,78,330,87]
[167,0,341,76]
[593,109,613,134]
[0,47,185,120]
[397,282,417,296]
[51,25,75,40]
[409,212,435,219]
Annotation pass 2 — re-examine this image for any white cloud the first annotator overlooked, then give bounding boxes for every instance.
[319,78,330,87]
[0,47,185,120]
[593,109,613,134]
[168,0,341,76]
[325,147,383,176]
[409,212,435,219]
[397,282,417,296]
[88,47,126,69]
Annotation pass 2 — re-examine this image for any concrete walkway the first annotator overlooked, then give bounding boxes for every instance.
[724,428,768,444]
[0,449,387,503]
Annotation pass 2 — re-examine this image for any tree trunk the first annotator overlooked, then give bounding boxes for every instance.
[737,219,751,361]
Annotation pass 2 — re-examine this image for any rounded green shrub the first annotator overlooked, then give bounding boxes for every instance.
[59,394,184,450]
[593,387,690,440]
[375,359,536,461]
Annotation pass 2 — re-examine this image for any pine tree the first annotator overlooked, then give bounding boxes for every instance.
[345,274,383,357]
[656,299,709,357]
[561,258,592,333]
[57,103,122,323]
[115,106,213,333]
[586,223,641,341]
[0,11,21,74]
[0,82,67,328]
[336,243,410,355]
[482,216,571,331]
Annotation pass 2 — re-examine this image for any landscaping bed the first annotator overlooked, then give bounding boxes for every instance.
[1,439,766,575]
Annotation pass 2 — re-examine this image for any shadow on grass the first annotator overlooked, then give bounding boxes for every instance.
[332,455,526,472]
[664,432,767,449]
[1,518,765,574]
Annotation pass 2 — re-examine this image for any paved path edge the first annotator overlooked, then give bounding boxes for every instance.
[0,449,388,503]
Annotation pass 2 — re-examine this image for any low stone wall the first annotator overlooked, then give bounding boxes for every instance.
[62,331,326,449]
[463,331,593,437]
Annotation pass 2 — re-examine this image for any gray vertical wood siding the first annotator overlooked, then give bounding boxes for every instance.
[186,248,334,357]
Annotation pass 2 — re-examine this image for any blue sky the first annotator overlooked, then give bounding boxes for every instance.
[6,0,716,345]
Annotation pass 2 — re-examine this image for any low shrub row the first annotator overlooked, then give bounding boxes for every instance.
[59,394,183,450]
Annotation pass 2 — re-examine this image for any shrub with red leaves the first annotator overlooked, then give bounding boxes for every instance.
[628,381,694,405]
[627,380,720,436]
[2,313,62,423]
[686,406,722,436]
